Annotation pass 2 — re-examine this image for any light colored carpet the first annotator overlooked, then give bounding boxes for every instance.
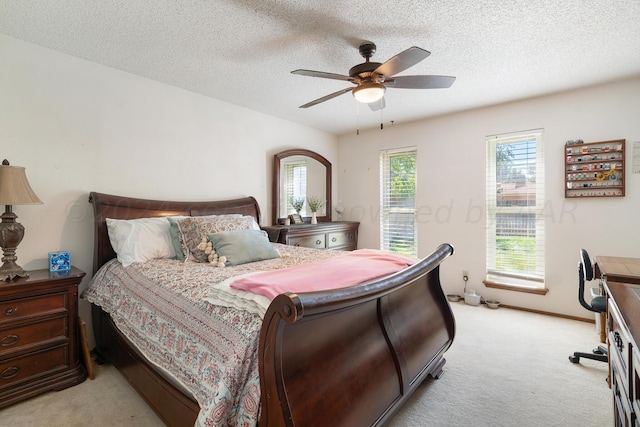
[387,303,610,426]
[1,303,611,426]
[0,360,162,426]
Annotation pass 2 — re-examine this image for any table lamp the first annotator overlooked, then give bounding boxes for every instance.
[0,159,42,281]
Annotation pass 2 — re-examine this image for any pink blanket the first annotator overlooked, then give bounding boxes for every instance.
[230,249,416,300]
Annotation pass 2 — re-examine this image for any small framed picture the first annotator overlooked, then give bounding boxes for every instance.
[289,214,304,224]
[49,251,71,272]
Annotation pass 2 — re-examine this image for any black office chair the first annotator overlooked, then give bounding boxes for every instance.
[569,249,608,364]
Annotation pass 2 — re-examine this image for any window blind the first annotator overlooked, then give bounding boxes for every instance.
[486,131,545,287]
[380,148,417,257]
[283,161,307,215]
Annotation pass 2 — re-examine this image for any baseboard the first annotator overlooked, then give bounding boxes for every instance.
[498,303,595,323]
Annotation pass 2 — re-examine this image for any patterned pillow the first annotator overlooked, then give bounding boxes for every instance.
[175,215,259,262]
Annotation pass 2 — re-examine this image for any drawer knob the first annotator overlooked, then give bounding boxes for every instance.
[316,240,322,245]
[0,366,19,380]
[0,334,19,347]
[332,237,337,242]
[4,307,17,316]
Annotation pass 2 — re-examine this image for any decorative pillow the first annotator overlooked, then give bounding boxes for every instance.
[176,215,259,262]
[170,214,243,261]
[106,217,175,267]
[167,217,188,261]
[207,230,280,266]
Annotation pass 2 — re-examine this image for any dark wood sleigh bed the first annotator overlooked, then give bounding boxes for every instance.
[88,191,456,427]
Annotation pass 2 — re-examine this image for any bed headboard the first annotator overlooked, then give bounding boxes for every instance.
[88,192,261,275]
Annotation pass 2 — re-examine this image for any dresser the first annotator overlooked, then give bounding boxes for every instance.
[598,256,640,426]
[264,222,359,251]
[0,267,86,408]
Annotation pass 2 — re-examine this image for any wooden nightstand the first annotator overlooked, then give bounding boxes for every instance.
[0,267,87,408]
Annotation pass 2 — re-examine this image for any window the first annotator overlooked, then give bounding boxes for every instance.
[282,160,307,214]
[486,131,545,289]
[380,148,417,257]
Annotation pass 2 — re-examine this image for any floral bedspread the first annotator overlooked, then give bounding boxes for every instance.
[82,243,341,427]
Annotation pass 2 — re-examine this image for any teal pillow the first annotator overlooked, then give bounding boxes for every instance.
[168,217,185,261]
[208,230,280,266]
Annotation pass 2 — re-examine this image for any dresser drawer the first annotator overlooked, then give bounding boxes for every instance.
[0,346,67,389]
[0,293,66,325]
[609,299,632,397]
[0,317,67,357]
[271,222,359,251]
[288,234,326,249]
[612,357,633,427]
[327,231,356,249]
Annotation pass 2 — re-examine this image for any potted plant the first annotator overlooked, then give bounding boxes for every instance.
[306,195,325,224]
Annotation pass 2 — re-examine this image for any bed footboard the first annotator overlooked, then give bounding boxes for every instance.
[258,243,455,427]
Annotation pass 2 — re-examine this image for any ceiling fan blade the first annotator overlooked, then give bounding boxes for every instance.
[299,87,354,108]
[374,46,430,77]
[386,75,456,89]
[291,69,353,82]
[368,97,386,111]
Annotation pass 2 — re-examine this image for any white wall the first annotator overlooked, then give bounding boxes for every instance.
[0,35,337,340]
[338,76,640,319]
[3,32,639,328]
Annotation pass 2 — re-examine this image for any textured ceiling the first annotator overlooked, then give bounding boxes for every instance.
[2,0,640,135]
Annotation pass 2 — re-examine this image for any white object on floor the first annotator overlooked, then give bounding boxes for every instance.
[464,290,481,306]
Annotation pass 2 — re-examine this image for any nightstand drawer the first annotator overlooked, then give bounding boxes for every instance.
[327,231,356,249]
[288,234,326,249]
[0,293,66,324]
[0,317,67,356]
[0,346,67,389]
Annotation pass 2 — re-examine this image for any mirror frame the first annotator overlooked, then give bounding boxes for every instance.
[273,149,332,225]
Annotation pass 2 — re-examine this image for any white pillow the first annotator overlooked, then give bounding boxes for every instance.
[247,216,261,231]
[106,217,175,267]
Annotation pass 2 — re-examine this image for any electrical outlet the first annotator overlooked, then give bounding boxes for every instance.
[462,270,469,281]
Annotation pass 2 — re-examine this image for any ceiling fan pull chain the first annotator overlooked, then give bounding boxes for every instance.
[356,100,360,135]
[380,101,384,130]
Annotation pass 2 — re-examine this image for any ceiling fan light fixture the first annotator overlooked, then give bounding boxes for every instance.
[352,82,386,104]
[294,44,453,109]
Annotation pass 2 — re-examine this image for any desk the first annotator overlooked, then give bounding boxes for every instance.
[598,255,640,427]
[596,256,640,285]
[595,257,640,343]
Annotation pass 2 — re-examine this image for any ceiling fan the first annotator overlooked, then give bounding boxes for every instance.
[292,42,456,110]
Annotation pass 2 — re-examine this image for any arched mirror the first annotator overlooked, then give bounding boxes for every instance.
[273,149,332,224]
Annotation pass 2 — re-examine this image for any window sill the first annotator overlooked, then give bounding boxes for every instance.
[483,280,549,295]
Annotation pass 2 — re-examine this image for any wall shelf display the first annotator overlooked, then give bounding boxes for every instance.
[565,139,625,198]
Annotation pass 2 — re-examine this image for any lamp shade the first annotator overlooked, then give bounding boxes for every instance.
[0,160,42,205]
[352,82,386,104]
